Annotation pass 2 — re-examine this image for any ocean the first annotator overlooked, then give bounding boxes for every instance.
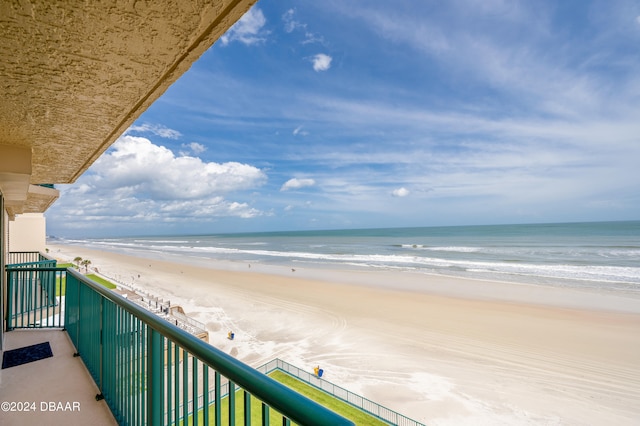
[52,221,640,295]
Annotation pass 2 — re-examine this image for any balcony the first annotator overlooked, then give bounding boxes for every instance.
[2,253,354,426]
[1,329,118,425]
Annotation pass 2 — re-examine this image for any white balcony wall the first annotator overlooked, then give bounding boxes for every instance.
[8,213,46,253]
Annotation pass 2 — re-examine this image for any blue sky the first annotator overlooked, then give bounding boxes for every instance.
[47,0,640,237]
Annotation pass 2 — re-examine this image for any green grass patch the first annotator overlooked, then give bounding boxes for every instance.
[54,272,115,297]
[86,274,117,289]
[268,370,388,426]
[56,275,66,296]
[55,264,72,296]
[184,370,387,425]
[180,388,292,425]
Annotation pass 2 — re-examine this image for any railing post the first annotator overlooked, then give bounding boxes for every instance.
[6,269,13,330]
[192,355,199,426]
[147,327,163,425]
[215,371,221,425]
[75,273,80,352]
[229,381,236,425]
[202,363,209,425]
[244,391,251,426]
[99,297,104,395]
[262,402,270,426]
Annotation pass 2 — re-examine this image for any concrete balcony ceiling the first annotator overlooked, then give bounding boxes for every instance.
[0,0,256,217]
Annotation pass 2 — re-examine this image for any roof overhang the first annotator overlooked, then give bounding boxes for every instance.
[5,185,60,220]
[0,0,257,216]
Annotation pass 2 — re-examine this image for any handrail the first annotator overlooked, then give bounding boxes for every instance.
[66,268,353,426]
[260,358,426,426]
[6,251,53,264]
[5,266,63,271]
[5,265,65,329]
[6,260,57,268]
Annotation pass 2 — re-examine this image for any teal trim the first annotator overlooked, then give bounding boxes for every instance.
[244,390,251,426]
[192,355,198,426]
[214,370,222,424]
[229,381,236,425]
[148,329,163,425]
[202,362,210,425]
[262,402,270,426]
[182,348,189,422]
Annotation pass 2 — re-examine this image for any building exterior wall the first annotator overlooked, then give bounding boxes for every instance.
[8,213,46,253]
[1,193,6,349]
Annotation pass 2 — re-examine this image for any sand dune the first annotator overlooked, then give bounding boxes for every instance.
[48,243,640,425]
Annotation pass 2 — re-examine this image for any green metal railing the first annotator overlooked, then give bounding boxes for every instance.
[259,359,426,426]
[7,251,50,264]
[6,262,61,329]
[5,262,354,426]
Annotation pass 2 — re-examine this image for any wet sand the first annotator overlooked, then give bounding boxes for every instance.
[48,243,640,425]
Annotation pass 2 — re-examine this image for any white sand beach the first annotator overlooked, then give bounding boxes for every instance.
[48,243,640,425]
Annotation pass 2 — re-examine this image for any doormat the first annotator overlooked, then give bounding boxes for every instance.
[2,342,53,369]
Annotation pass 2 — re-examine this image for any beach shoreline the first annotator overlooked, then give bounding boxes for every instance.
[47,242,640,425]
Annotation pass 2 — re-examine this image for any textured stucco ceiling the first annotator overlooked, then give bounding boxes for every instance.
[0,0,256,186]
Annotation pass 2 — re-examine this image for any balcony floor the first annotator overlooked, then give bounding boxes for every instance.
[0,329,117,425]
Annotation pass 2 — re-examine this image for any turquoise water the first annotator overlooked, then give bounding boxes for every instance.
[55,221,640,293]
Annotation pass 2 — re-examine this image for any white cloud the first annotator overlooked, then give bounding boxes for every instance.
[180,142,207,156]
[336,3,627,120]
[282,9,323,45]
[392,187,410,197]
[52,195,262,230]
[312,54,332,71]
[292,125,309,136]
[48,136,267,229]
[281,178,316,191]
[126,123,181,139]
[221,7,268,45]
[93,136,265,199]
[282,9,305,33]
[302,32,325,45]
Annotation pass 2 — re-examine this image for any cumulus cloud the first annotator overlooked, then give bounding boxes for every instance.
[126,123,181,139]
[92,136,266,199]
[281,178,316,191]
[392,187,410,197]
[221,7,268,45]
[50,136,266,228]
[312,54,332,71]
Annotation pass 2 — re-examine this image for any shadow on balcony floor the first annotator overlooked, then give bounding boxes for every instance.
[0,329,117,426]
